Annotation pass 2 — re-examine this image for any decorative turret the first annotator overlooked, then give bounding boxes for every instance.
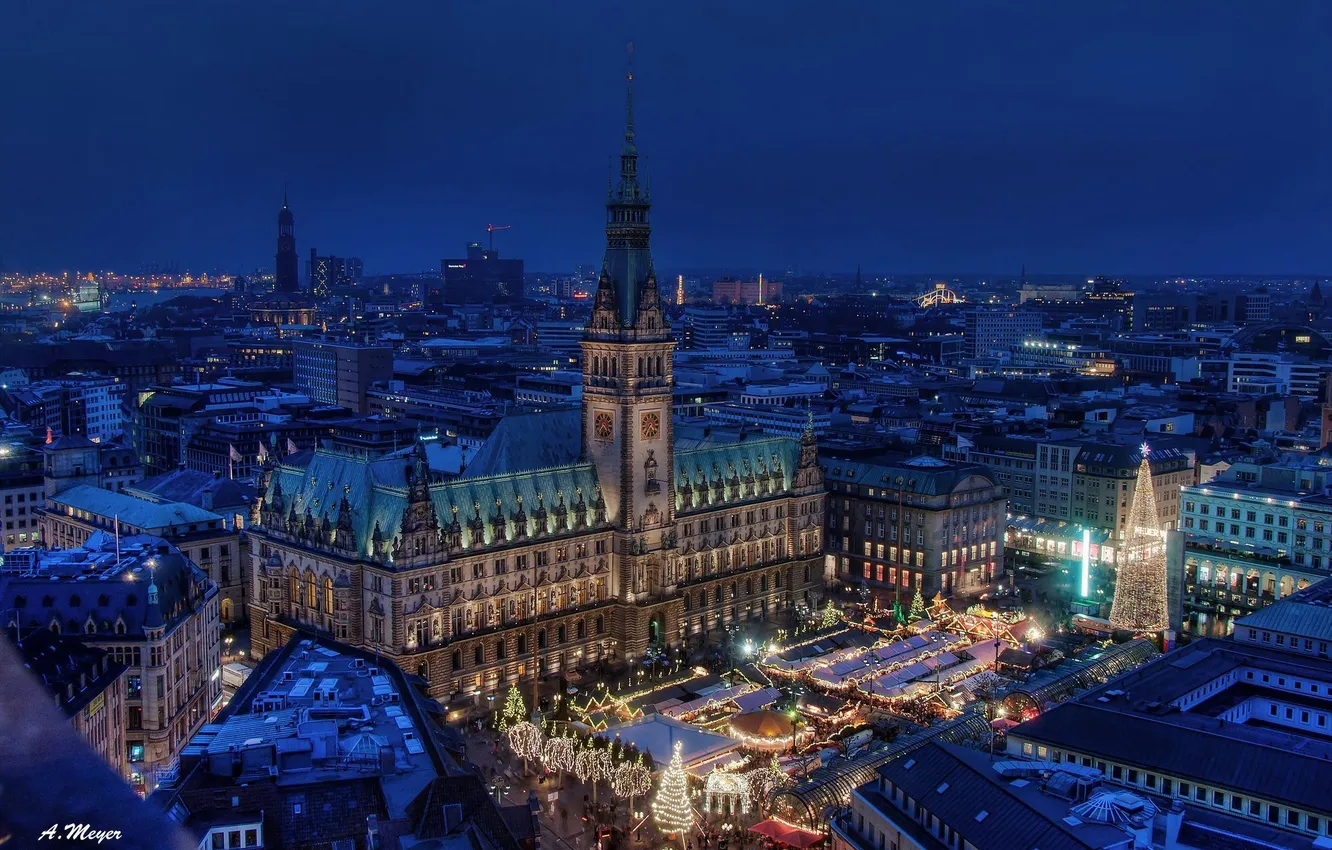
[394,440,442,564]
[445,504,463,552]
[512,495,528,540]
[334,485,356,552]
[144,572,163,631]
[371,520,386,560]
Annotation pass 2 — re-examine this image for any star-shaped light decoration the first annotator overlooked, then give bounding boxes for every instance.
[1139,442,1151,458]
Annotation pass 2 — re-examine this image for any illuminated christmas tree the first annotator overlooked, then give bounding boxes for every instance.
[653,741,695,838]
[820,599,839,629]
[1109,445,1170,633]
[498,684,526,733]
[907,588,925,622]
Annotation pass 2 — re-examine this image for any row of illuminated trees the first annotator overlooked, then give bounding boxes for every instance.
[495,684,790,843]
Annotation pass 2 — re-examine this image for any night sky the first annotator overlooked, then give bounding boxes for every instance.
[1,2,1328,276]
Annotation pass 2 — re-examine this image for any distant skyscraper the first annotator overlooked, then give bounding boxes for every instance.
[430,243,524,308]
[275,193,299,293]
[675,274,685,306]
[307,250,364,296]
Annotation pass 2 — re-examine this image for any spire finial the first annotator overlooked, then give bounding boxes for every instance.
[624,41,636,147]
[283,183,289,208]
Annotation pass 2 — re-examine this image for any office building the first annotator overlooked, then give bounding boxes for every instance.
[1179,456,1332,632]
[6,629,129,781]
[41,476,247,624]
[125,381,271,477]
[248,80,826,706]
[307,249,364,297]
[0,444,44,550]
[966,437,1192,538]
[712,276,782,305]
[963,309,1043,358]
[42,434,143,498]
[0,535,221,794]
[151,633,536,850]
[822,455,1006,598]
[681,306,735,350]
[291,338,393,414]
[431,243,525,307]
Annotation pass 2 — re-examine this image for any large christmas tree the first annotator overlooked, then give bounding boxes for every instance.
[653,742,695,837]
[1109,445,1170,632]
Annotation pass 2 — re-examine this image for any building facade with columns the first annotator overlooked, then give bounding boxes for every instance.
[245,81,825,703]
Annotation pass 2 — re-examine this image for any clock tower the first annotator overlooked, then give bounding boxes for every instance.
[582,66,675,603]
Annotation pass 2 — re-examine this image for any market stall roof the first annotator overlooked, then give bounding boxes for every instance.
[599,714,738,770]
[733,687,781,713]
[730,710,795,739]
[749,818,825,848]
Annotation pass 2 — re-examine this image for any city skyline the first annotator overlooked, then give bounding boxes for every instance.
[0,2,1328,276]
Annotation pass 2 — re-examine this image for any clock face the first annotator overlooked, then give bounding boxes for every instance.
[594,410,614,441]
[640,411,661,441]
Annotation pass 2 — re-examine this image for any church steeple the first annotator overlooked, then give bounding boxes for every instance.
[275,191,299,293]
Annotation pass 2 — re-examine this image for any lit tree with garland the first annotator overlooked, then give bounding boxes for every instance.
[543,732,577,782]
[497,684,526,733]
[508,721,544,773]
[745,755,791,815]
[1109,445,1170,632]
[653,741,695,845]
[612,754,653,823]
[820,599,839,630]
[574,739,598,784]
[907,588,925,623]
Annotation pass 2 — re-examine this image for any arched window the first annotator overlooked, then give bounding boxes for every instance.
[324,576,334,613]
[637,358,644,377]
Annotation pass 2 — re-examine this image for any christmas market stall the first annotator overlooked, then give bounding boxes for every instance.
[749,817,826,848]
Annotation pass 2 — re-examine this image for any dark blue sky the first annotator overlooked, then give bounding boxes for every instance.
[1,2,1328,276]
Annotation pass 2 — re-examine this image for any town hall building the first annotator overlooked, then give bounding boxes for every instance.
[245,78,825,704]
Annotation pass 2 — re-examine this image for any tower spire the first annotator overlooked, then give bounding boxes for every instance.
[624,41,636,152]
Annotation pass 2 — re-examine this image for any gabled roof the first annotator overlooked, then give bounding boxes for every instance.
[465,407,582,478]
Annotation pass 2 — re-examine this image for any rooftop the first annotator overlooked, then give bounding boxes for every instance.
[1235,579,1332,644]
[179,635,448,819]
[1009,635,1332,814]
[51,484,225,531]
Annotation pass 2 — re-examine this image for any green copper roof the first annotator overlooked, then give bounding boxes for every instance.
[267,447,605,562]
[673,435,800,514]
